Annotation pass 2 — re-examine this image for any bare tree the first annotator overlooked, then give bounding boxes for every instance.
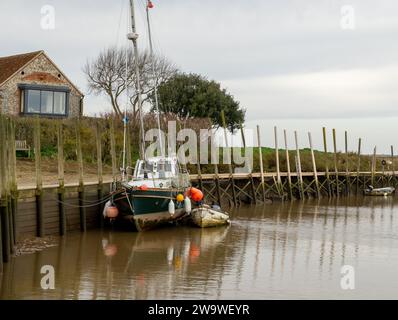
[83,46,178,119]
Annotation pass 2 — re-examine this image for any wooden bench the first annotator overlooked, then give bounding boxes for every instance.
[15,140,31,157]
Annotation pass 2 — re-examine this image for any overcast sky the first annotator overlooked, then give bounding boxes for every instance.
[1,0,397,152]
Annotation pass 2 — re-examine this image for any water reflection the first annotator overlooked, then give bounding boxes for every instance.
[1,195,398,299]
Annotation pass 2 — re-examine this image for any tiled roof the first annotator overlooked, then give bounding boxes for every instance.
[0,51,43,85]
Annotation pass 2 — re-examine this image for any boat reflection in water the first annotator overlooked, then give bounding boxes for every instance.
[0,225,233,300]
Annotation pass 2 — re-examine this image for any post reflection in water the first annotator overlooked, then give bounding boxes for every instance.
[1,196,398,299]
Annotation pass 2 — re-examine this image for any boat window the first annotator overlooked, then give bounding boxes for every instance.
[134,161,142,176]
[164,162,172,172]
[146,162,154,172]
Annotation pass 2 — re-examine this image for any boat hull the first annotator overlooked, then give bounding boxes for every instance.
[190,206,230,228]
[363,187,395,196]
[112,188,187,231]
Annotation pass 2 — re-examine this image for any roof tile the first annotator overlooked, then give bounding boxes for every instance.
[0,51,43,85]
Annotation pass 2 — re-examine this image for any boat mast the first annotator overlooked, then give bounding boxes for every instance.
[146,1,164,157]
[121,45,129,181]
[128,0,146,162]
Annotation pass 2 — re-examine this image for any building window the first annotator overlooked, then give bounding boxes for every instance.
[19,84,69,116]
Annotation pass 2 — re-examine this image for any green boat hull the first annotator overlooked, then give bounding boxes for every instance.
[113,188,186,231]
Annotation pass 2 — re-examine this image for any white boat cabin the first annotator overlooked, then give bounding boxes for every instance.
[127,156,181,189]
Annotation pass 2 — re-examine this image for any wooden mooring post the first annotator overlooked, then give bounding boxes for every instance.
[371,146,376,186]
[109,119,117,183]
[240,125,257,204]
[356,138,362,193]
[221,111,237,206]
[294,131,304,199]
[213,163,222,206]
[34,117,44,237]
[8,118,17,249]
[76,120,86,232]
[257,125,266,202]
[391,146,395,185]
[96,122,104,227]
[57,121,66,236]
[345,131,350,194]
[322,127,331,196]
[196,128,204,192]
[284,129,293,199]
[308,132,320,197]
[0,115,11,264]
[332,128,339,196]
[210,131,222,206]
[274,126,283,197]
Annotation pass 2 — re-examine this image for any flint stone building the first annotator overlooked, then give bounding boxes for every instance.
[0,50,84,118]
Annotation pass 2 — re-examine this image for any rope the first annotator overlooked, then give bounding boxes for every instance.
[51,194,113,209]
[115,0,126,48]
[123,187,135,214]
[49,189,125,209]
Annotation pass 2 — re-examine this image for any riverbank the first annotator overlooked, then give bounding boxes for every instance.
[16,159,113,187]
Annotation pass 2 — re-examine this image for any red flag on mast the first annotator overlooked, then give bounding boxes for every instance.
[147,0,154,9]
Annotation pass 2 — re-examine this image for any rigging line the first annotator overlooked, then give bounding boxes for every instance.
[122,22,130,180]
[115,0,126,48]
[129,0,146,162]
[146,0,164,157]
[143,1,161,57]
[123,187,135,214]
[137,0,150,50]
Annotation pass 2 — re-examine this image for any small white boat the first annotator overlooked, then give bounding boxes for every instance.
[364,185,395,196]
[190,204,230,228]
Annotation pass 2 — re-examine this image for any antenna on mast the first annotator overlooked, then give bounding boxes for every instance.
[146,0,164,157]
[128,0,146,162]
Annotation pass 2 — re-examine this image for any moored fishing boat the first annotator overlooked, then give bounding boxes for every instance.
[105,156,193,231]
[103,0,204,231]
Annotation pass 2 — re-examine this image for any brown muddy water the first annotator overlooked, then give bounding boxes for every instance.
[1,196,398,299]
